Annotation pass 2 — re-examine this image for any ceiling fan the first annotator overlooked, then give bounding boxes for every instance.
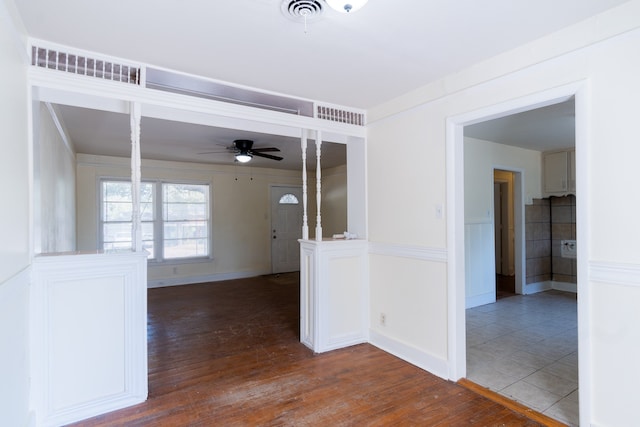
[201,139,283,163]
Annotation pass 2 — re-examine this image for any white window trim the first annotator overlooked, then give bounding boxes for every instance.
[99,177,212,263]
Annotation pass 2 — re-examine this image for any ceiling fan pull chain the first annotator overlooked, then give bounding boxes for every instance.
[302,9,309,33]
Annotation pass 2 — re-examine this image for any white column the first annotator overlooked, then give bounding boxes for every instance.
[315,130,322,241]
[130,102,142,252]
[301,129,309,240]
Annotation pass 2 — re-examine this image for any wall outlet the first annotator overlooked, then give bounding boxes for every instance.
[380,312,386,326]
[172,266,178,275]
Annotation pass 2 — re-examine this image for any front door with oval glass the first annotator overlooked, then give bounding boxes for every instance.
[270,186,303,274]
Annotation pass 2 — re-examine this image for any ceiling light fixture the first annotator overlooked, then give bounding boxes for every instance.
[235,152,253,163]
[325,0,368,13]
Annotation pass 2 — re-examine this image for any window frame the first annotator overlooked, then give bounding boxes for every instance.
[99,177,212,264]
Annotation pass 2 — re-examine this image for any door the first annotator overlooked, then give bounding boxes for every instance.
[494,182,503,274]
[494,170,515,295]
[271,186,303,274]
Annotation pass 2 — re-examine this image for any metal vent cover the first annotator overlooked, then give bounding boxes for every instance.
[31,45,141,85]
[281,0,324,22]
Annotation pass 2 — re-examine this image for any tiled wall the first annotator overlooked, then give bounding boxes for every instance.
[525,198,551,284]
[525,195,577,284]
[550,195,577,283]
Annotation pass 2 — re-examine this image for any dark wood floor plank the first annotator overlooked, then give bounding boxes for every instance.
[69,274,545,426]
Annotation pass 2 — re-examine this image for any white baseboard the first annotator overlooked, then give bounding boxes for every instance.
[316,336,368,353]
[524,280,553,294]
[147,270,271,288]
[552,280,577,293]
[369,329,449,380]
[524,280,577,294]
[465,291,495,309]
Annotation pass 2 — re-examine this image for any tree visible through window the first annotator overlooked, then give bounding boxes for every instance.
[102,181,154,256]
[162,183,209,259]
[100,179,210,261]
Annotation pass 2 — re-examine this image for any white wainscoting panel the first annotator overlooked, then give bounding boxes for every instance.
[299,239,368,353]
[464,222,496,308]
[31,251,148,427]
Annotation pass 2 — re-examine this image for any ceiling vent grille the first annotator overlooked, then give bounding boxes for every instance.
[31,45,141,85]
[317,105,365,126]
[281,0,324,22]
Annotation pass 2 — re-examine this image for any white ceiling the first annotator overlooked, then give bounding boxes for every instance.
[465,99,575,151]
[17,0,619,165]
[55,105,346,170]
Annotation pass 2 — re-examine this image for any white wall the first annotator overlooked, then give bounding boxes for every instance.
[464,137,541,306]
[33,103,76,253]
[367,101,449,374]
[76,154,308,285]
[367,2,640,425]
[0,0,31,425]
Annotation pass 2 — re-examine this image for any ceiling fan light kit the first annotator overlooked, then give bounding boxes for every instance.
[228,139,283,164]
[325,0,368,13]
[235,153,253,163]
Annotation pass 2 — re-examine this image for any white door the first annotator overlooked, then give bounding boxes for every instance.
[271,186,303,273]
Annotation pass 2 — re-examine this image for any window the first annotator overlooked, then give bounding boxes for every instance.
[100,179,210,261]
[102,181,155,256]
[162,183,209,259]
[278,193,299,204]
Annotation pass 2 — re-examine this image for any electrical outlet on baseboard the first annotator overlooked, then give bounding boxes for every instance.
[380,312,386,326]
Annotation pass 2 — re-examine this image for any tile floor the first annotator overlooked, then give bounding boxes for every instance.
[466,290,579,426]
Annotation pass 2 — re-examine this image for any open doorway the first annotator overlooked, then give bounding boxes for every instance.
[447,86,584,426]
[494,170,515,299]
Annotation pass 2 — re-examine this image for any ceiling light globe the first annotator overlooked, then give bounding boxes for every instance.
[325,0,368,13]
[235,153,253,163]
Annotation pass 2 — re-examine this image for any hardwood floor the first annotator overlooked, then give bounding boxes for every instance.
[71,273,543,426]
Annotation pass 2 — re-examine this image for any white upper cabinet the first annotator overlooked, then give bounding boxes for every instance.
[543,149,575,196]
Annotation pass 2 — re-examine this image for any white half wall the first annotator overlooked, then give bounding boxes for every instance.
[31,251,148,427]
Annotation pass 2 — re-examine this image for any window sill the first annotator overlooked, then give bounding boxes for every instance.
[147,256,213,266]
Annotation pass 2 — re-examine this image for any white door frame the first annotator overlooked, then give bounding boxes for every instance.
[445,81,590,425]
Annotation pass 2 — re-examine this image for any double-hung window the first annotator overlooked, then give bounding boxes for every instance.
[100,179,210,261]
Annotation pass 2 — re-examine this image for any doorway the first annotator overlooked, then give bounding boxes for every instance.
[270,185,303,274]
[446,83,587,424]
[494,170,515,298]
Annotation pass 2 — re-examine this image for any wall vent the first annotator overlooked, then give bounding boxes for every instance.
[317,105,365,126]
[31,45,141,85]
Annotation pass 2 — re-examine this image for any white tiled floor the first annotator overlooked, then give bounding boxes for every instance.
[466,290,578,426]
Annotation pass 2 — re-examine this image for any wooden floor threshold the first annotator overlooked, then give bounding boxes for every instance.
[458,378,568,427]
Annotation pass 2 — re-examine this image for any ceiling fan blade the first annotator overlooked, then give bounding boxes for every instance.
[251,147,280,153]
[251,151,283,161]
